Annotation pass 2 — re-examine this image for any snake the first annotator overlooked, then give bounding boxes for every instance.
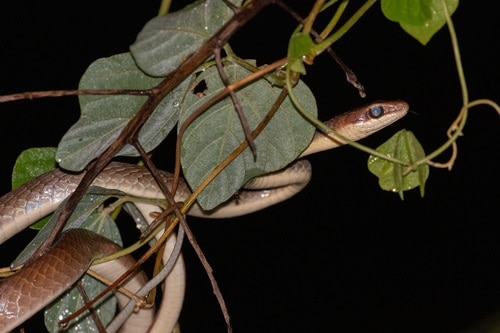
[0,100,408,332]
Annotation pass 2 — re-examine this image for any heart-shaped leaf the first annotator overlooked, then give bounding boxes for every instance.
[368,130,429,199]
[131,0,243,76]
[180,62,317,210]
[56,52,188,171]
[381,0,459,45]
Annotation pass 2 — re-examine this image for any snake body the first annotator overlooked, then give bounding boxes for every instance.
[0,100,408,332]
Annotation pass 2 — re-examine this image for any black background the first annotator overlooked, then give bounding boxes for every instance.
[1,1,499,332]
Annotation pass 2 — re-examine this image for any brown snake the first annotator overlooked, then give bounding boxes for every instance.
[0,100,408,332]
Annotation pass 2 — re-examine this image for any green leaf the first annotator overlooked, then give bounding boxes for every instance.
[11,147,57,189]
[11,147,57,229]
[56,52,188,171]
[381,0,433,26]
[180,62,317,210]
[367,130,429,199]
[131,0,243,77]
[381,0,459,45]
[44,273,116,333]
[288,32,315,74]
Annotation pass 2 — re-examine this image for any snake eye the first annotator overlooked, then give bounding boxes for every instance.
[368,105,384,119]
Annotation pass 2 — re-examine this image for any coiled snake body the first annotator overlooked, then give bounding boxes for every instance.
[0,100,408,332]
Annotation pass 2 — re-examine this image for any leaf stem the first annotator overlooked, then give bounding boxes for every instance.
[158,0,172,15]
[312,0,377,55]
[320,0,349,39]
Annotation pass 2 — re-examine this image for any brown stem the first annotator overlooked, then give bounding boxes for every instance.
[214,45,257,157]
[75,282,106,333]
[0,89,153,103]
[132,139,234,332]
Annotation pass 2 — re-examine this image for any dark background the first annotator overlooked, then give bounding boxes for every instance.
[1,1,499,332]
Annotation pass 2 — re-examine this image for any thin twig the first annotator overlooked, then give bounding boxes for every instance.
[134,138,234,332]
[75,282,106,333]
[214,45,257,157]
[0,89,153,103]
